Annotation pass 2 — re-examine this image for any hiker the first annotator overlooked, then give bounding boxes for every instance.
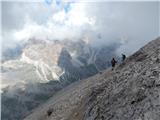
[111,58,117,70]
[122,54,126,62]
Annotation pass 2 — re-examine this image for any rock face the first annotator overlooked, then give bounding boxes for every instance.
[24,37,160,120]
[1,38,117,89]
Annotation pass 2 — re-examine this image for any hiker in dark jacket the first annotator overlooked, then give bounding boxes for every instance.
[111,58,117,70]
[122,54,126,62]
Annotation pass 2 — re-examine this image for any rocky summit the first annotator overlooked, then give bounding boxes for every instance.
[24,37,160,120]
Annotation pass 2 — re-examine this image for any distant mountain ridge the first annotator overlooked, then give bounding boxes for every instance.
[1,38,118,86]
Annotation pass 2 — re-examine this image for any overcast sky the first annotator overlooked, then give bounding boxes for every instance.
[1,0,159,55]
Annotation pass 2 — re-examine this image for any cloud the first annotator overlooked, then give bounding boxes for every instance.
[5,1,95,45]
[82,2,159,54]
[1,1,159,55]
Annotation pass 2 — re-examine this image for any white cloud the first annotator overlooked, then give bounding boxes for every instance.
[52,11,66,23]
[11,2,96,44]
[2,1,159,55]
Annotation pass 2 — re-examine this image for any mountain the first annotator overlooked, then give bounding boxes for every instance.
[1,38,118,88]
[1,38,119,120]
[24,37,160,120]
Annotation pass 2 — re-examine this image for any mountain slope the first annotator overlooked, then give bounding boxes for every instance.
[1,38,119,120]
[24,37,160,120]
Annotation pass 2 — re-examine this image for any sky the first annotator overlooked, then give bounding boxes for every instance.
[1,0,160,55]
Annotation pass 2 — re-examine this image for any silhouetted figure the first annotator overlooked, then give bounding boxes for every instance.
[47,108,53,117]
[122,54,126,62]
[111,58,117,70]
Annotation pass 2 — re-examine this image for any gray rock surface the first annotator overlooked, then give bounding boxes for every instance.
[24,37,160,120]
[84,38,160,120]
